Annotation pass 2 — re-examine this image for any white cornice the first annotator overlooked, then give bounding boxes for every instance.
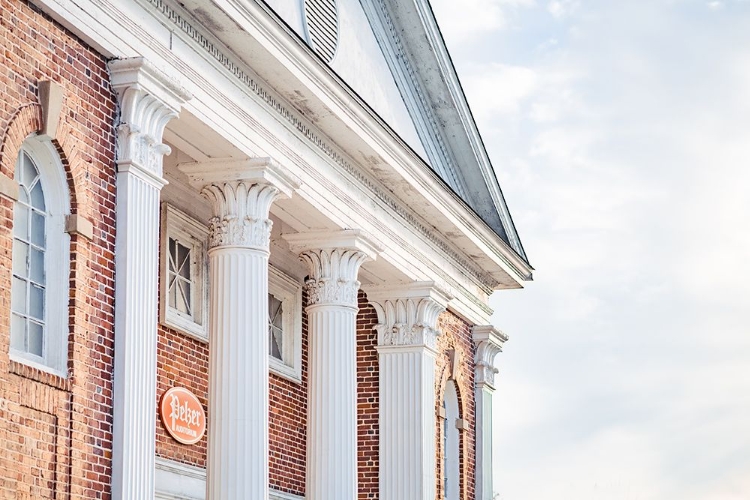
[360,0,468,200]
[193,0,532,283]
[134,0,518,291]
[407,0,527,260]
[33,0,530,327]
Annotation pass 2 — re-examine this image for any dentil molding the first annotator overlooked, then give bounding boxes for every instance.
[472,325,509,389]
[363,282,452,351]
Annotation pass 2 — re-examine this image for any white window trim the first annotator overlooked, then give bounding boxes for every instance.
[443,380,461,500]
[269,265,303,384]
[154,457,304,500]
[9,137,70,377]
[159,204,209,342]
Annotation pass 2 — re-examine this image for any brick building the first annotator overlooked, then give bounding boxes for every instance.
[0,1,532,499]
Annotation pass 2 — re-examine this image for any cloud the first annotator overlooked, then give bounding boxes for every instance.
[547,0,580,18]
[458,1,750,498]
[430,0,536,44]
[460,63,539,122]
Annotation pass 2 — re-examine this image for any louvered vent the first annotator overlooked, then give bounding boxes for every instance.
[303,0,339,63]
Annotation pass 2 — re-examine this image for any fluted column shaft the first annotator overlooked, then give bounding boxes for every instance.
[307,303,359,499]
[198,179,283,500]
[283,230,380,500]
[475,384,494,500]
[364,283,451,500]
[109,58,190,500]
[472,325,508,500]
[112,168,163,500]
[378,346,436,500]
[207,245,270,499]
[182,159,299,500]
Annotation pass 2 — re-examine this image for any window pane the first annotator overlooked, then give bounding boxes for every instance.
[270,327,283,360]
[13,239,28,278]
[10,314,25,351]
[176,280,191,315]
[18,186,29,204]
[177,242,191,279]
[269,295,283,329]
[29,283,44,321]
[29,246,44,284]
[31,211,45,248]
[28,321,44,357]
[30,181,45,211]
[168,278,177,309]
[22,153,38,185]
[14,204,29,239]
[268,294,284,360]
[12,276,27,314]
[168,238,176,271]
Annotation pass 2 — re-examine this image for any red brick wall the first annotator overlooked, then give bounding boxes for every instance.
[355,293,478,500]
[268,289,308,496]
[154,288,311,497]
[155,325,209,467]
[0,1,118,498]
[435,312,477,500]
[357,292,379,499]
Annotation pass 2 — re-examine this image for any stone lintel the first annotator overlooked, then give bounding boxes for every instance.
[38,80,64,139]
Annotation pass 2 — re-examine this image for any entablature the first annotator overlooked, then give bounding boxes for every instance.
[35,0,533,325]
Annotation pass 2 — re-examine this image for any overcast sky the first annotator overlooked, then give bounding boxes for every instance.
[430,0,750,498]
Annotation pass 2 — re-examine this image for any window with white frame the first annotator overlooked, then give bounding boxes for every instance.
[10,138,70,374]
[160,204,208,340]
[443,380,460,500]
[268,266,302,383]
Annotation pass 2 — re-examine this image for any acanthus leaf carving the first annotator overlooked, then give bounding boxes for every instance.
[201,181,280,250]
[472,325,508,389]
[109,58,191,181]
[365,283,451,351]
[299,248,370,308]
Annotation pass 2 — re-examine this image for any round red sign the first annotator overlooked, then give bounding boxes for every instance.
[159,387,206,445]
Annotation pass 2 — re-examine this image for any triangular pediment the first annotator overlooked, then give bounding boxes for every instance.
[263,0,527,261]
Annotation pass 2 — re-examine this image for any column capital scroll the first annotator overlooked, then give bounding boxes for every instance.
[283,230,381,308]
[363,282,452,351]
[109,57,191,184]
[180,158,301,250]
[472,325,509,390]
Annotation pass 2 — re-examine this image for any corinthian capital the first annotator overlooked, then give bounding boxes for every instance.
[181,158,300,250]
[283,230,381,308]
[109,58,191,183]
[472,325,509,390]
[363,282,452,352]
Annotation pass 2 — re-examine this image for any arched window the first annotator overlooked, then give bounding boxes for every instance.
[443,380,460,500]
[10,137,70,374]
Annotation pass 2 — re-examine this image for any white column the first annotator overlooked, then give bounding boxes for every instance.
[362,283,452,500]
[283,230,381,500]
[109,58,190,500]
[472,325,508,500]
[183,159,300,500]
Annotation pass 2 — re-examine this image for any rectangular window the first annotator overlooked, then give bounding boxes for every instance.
[268,266,302,383]
[160,204,208,341]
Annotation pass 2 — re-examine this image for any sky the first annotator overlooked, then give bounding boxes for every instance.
[429,1,750,498]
